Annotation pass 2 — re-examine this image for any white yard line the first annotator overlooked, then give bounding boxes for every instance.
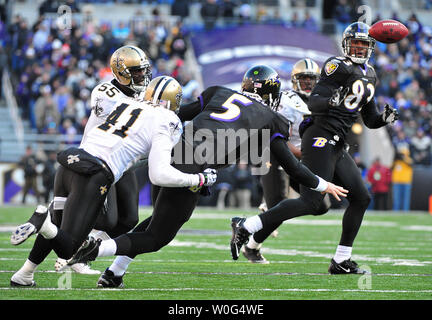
[0,287,431,294]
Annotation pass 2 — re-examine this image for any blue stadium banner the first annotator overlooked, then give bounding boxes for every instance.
[190,24,339,89]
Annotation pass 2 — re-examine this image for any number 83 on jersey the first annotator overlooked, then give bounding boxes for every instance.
[344,80,375,111]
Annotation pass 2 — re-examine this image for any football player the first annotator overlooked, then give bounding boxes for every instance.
[230,22,399,274]
[67,65,347,288]
[243,58,325,264]
[53,46,153,274]
[9,76,217,287]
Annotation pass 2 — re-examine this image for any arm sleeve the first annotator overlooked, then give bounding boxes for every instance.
[177,99,203,122]
[360,98,387,129]
[308,87,332,113]
[177,86,220,122]
[270,137,328,192]
[309,57,348,114]
[90,83,116,118]
[148,132,200,187]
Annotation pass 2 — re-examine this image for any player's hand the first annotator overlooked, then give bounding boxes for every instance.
[329,86,349,107]
[382,104,399,125]
[322,182,348,201]
[198,168,217,187]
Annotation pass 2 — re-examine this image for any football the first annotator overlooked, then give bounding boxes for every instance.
[369,19,409,43]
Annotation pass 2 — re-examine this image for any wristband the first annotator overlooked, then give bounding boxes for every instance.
[311,176,328,192]
[197,173,205,187]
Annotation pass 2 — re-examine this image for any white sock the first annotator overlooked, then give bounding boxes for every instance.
[109,256,133,276]
[246,236,262,250]
[333,245,352,263]
[39,209,58,240]
[17,259,38,275]
[97,239,117,257]
[243,216,263,234]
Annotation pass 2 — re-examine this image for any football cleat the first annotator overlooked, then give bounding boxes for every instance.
[230,217,251,260]
[97,268,125,288]
[67,236,101,266]
[11,205,48,245]
[328,258,369,274]
[70,263,101,275]
[10,271,36,287]
[242,246,269,264]
[55,258,101,274]
[54,258,68,272]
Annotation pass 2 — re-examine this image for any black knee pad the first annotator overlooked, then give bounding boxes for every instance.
[48,203,63,227]
[311,205,329,216]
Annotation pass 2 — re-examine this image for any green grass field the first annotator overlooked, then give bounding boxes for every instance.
[0,206,431,301]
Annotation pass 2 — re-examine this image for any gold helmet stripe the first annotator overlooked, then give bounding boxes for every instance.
[126,46,147,66]
[152,76,174,104]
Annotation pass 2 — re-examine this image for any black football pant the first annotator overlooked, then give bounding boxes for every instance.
[258,124,371,247]
[94,169,139,237]
[255,152,288,243]
[113,162,202,258]
[256,152,330,244]
[113,186,199,258]
[28,165,112,263]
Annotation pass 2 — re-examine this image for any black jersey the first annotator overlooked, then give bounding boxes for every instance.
[177,86,290,169]
[309,56,385,140]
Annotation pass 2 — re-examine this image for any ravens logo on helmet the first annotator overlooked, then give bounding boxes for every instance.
[241,65,282,111]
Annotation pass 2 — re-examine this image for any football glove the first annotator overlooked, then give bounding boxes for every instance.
[382,104,399,125]
[329,86,350,107]
[198,168,217,187]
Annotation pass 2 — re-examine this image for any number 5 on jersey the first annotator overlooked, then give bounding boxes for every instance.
[210,93,253,122]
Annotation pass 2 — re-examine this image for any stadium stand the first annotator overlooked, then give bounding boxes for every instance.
[0,0,431,209]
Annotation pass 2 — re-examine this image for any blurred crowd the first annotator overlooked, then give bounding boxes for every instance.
[2,0,196,137]
[333,0,432,167]
[371,13,432,167]
[1,0,431,209]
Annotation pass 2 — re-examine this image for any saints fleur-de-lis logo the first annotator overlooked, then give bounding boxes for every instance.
[67,154,80,164]
[100,185,108,195]
[115,54,125,71]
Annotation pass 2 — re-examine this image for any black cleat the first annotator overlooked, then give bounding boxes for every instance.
[68,236,101,266]
[242,246,269,264]
[230,217,251,260]
[97,268,125,288]
[10,271,36,287]
[328,258,369,274]
[11,205,49,245]
[10,280,36,288]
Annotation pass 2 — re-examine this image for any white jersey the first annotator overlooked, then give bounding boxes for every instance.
[277,90,311,149]
[80,81,142,146]
[80,97,200,187]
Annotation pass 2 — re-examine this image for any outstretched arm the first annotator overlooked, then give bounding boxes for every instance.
[270,137,348,200]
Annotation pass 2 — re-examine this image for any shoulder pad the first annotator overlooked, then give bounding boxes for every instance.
[324,58,341,76]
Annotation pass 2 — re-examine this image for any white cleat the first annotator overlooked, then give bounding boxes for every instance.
[70,263,101,275]
[11,205,48,245]
[10,271,36,287]
[55,258,100,274]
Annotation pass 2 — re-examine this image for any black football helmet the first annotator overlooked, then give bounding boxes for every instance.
[241,65,282,111]
[342,22,376,64]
